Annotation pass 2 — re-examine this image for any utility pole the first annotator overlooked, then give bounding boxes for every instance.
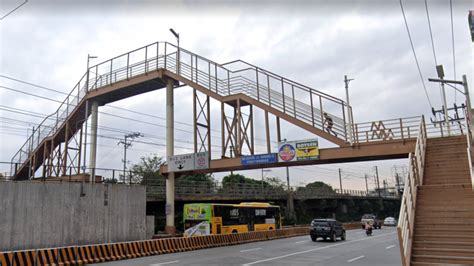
[436,65,451,135]
[395,173,401,194]
[383,179,387,197]
[118,132,143,183]
[338,168,343,193]
[375,166,381,198]
[344,75,354,144]
[364,174,369,194]
[286,166,290,191]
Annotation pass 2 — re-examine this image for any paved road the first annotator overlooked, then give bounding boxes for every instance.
[95,227,401,266]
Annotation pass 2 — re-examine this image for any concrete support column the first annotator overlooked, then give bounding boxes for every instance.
[88,101,99,183]
[165,79,176,235]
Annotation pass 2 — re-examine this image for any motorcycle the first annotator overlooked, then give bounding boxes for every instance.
[366,227,373,236]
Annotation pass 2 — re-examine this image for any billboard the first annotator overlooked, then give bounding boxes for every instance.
[183,203,212,221]
[278,139,319,162]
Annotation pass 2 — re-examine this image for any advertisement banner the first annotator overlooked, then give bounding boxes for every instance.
[183,203,212,221]
[278,139,319,162]
[184,221,211,237]
[295,139,319,160]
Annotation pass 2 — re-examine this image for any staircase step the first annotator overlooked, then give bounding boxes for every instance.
[413,240,474,249]
[412,254,474,264]
[414,234,474,242]
[415,226,474,236]
[416,212,474,219]
[411,262,472,266]
[418,183,473,190]
[413,247,474,257]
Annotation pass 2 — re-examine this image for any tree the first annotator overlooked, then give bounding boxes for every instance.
[130,155,165,185]
[222,173,270,188]
[265,177,285,189]
[305,181,334,191]
[178,173,214,184]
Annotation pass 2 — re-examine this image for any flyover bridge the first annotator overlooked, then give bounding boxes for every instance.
[7,41,473,263]
[10,41,442,180]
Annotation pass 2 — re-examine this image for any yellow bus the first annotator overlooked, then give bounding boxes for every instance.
[183,202,281,235]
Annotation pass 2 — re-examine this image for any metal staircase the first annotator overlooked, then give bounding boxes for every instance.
[12,41,435,180]
[10,42,355,179]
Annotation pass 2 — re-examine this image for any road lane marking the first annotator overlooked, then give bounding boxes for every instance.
[386,245,396,249]
[294,240,307,244]
[242,231,396,265]
[150,261,179,266]
[347,255,365,263]
[240,248,262,253]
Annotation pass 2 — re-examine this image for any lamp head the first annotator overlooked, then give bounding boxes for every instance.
[169,28,179,39]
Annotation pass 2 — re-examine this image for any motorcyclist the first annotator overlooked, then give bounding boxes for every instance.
[365,222,373,236]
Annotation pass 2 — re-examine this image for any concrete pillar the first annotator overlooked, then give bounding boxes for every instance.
[165,79,176,235]
[88,101,99,183]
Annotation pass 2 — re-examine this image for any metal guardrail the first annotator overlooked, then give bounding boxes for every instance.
[397,115,427,266]
[144,180,398,200]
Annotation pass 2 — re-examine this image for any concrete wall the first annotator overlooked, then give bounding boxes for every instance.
[146,215,155,239]
[0,181,146,251]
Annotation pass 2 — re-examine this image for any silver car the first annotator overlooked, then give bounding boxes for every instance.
[384,217,397,226]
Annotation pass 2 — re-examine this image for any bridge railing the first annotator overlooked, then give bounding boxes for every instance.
[397,115,427,266]
[10,71,90,175]
[86,41,351,144]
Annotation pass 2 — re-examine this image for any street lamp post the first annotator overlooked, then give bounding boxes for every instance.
[169,28,180,75]
[344,75,354,144]
[83,54,97,174]
[436,65,451,135]
[261,169,272,194]
[428,74,472,138]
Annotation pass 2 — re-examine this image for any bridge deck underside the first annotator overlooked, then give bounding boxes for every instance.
[161,139,416,175]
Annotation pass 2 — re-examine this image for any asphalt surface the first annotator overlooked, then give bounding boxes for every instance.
[95,227,401,266]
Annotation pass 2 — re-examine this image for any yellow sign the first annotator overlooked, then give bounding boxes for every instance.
[295,140,319,160]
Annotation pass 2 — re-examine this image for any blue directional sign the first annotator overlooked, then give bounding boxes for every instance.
[241,154,278,166]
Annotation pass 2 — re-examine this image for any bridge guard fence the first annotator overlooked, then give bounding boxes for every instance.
[397,115,427,266]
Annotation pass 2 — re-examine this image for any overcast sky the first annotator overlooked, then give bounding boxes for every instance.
[0,0,472,190]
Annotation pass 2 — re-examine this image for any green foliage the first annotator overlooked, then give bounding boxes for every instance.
[221,173,285,189]
[305,181,334,191]
[265,176,285,189]
[130,154,165,184]
[178,173,215,184]
[222,173,248,186]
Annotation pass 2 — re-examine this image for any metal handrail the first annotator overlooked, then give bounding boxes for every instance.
[397,115,427,266]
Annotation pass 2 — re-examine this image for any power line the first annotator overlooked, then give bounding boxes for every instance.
[0,107,224,149]
[0,0,28,20]
[0,74,276,144]
[399,0,433,108]
[424,0,438,66]
[449,0,457,102]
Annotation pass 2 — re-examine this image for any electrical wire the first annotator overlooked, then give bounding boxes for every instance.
[0,74,276,144]
[0,0,28,20]
[399,0,433,108]
[424,0,438,66]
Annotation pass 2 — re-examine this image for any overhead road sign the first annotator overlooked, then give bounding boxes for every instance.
[168,152,209,172]
[241,154,278,166]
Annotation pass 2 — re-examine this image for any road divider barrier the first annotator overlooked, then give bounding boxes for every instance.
[0,252,12,266]
[36,248,57,265]
[57,246,77,265]
[1,226,363,265]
